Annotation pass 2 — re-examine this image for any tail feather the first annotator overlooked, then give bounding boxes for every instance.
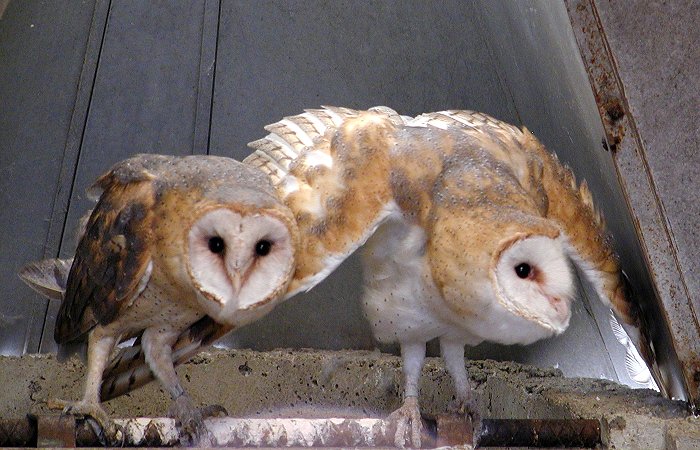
[611,311,660,392]
[101,317,229,401]
[18,258,73,300]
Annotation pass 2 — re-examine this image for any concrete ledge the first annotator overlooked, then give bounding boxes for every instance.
[1,348,696,448]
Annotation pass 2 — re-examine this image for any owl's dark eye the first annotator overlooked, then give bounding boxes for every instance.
[255,239,272,256]
[514,263,531,279]
[208,236,225,254]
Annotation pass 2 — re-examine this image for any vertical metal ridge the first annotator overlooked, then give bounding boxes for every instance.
[193,0,221,155]
[204,0,222,155]
[32,0,112,354]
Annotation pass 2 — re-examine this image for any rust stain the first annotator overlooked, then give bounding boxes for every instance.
[566,0,699,408]
[37,415,76,448]
[568,0,628,153]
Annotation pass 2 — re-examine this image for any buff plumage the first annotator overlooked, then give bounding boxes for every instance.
[23,107,658,448]
[20,154,299,445]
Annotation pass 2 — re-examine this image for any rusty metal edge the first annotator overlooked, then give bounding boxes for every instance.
[564,0,699,408]
[475,419,601,448]
[37,414,77,448]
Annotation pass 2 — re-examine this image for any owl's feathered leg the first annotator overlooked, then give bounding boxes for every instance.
[101,317,230,401]
[440,338,478,419]
[50,330,122,444]
[390,341,425,448]
[141,327,216,447]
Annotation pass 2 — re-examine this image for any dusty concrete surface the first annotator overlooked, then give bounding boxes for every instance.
[1,348,697,448]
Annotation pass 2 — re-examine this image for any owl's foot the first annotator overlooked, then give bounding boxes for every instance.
[168,394,218,447]
[47,398,124,445]
[388,396,422,448]
[448,393,480,422]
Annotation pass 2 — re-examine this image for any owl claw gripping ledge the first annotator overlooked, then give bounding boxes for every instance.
[20,154,299,446]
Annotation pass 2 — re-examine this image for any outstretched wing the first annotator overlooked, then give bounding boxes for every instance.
[54,157,157,344]
[245,105,405,296]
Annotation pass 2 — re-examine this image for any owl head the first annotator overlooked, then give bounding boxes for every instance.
[431,211,574,345]
[151,157,301,328]
[185,203,298,326]
[490,231,574,338]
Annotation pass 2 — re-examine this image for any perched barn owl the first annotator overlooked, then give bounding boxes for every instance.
[91,107,659,447]
[244,107,661,447]
[20,154,301,445]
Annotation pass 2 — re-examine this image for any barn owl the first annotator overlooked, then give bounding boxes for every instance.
[20,154,300,445]
[92,107,659,447]
[245,107,660,447]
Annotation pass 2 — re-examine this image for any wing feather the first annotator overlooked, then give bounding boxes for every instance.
[18,258,73,300]
[101,316,229,400]
[247,107,401,296]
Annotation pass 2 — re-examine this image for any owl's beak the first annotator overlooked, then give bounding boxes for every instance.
[227,257,253,296]
[229,270,242,293]
[546,294,571,324]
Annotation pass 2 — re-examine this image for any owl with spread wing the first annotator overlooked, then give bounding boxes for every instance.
[241,106,660,446]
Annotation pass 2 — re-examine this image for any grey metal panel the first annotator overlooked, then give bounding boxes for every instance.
[39,0,220,352]
[564,0,696,403]
[209,0,518,161]
[208,0,519,351]
[0,1,97,355]
[593,2,699,303]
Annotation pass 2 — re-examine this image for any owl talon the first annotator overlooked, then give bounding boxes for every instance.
[84,416,125,447]
[50,399,124,445]
[448,395,480,424]
[169,394,218,447]
[388,396,422,448]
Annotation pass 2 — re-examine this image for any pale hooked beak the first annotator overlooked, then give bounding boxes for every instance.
[227,257,252,295]
[228,269,242,294]
[547,295,571,322]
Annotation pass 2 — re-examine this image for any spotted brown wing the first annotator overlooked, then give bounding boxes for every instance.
[54,163,156,344]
